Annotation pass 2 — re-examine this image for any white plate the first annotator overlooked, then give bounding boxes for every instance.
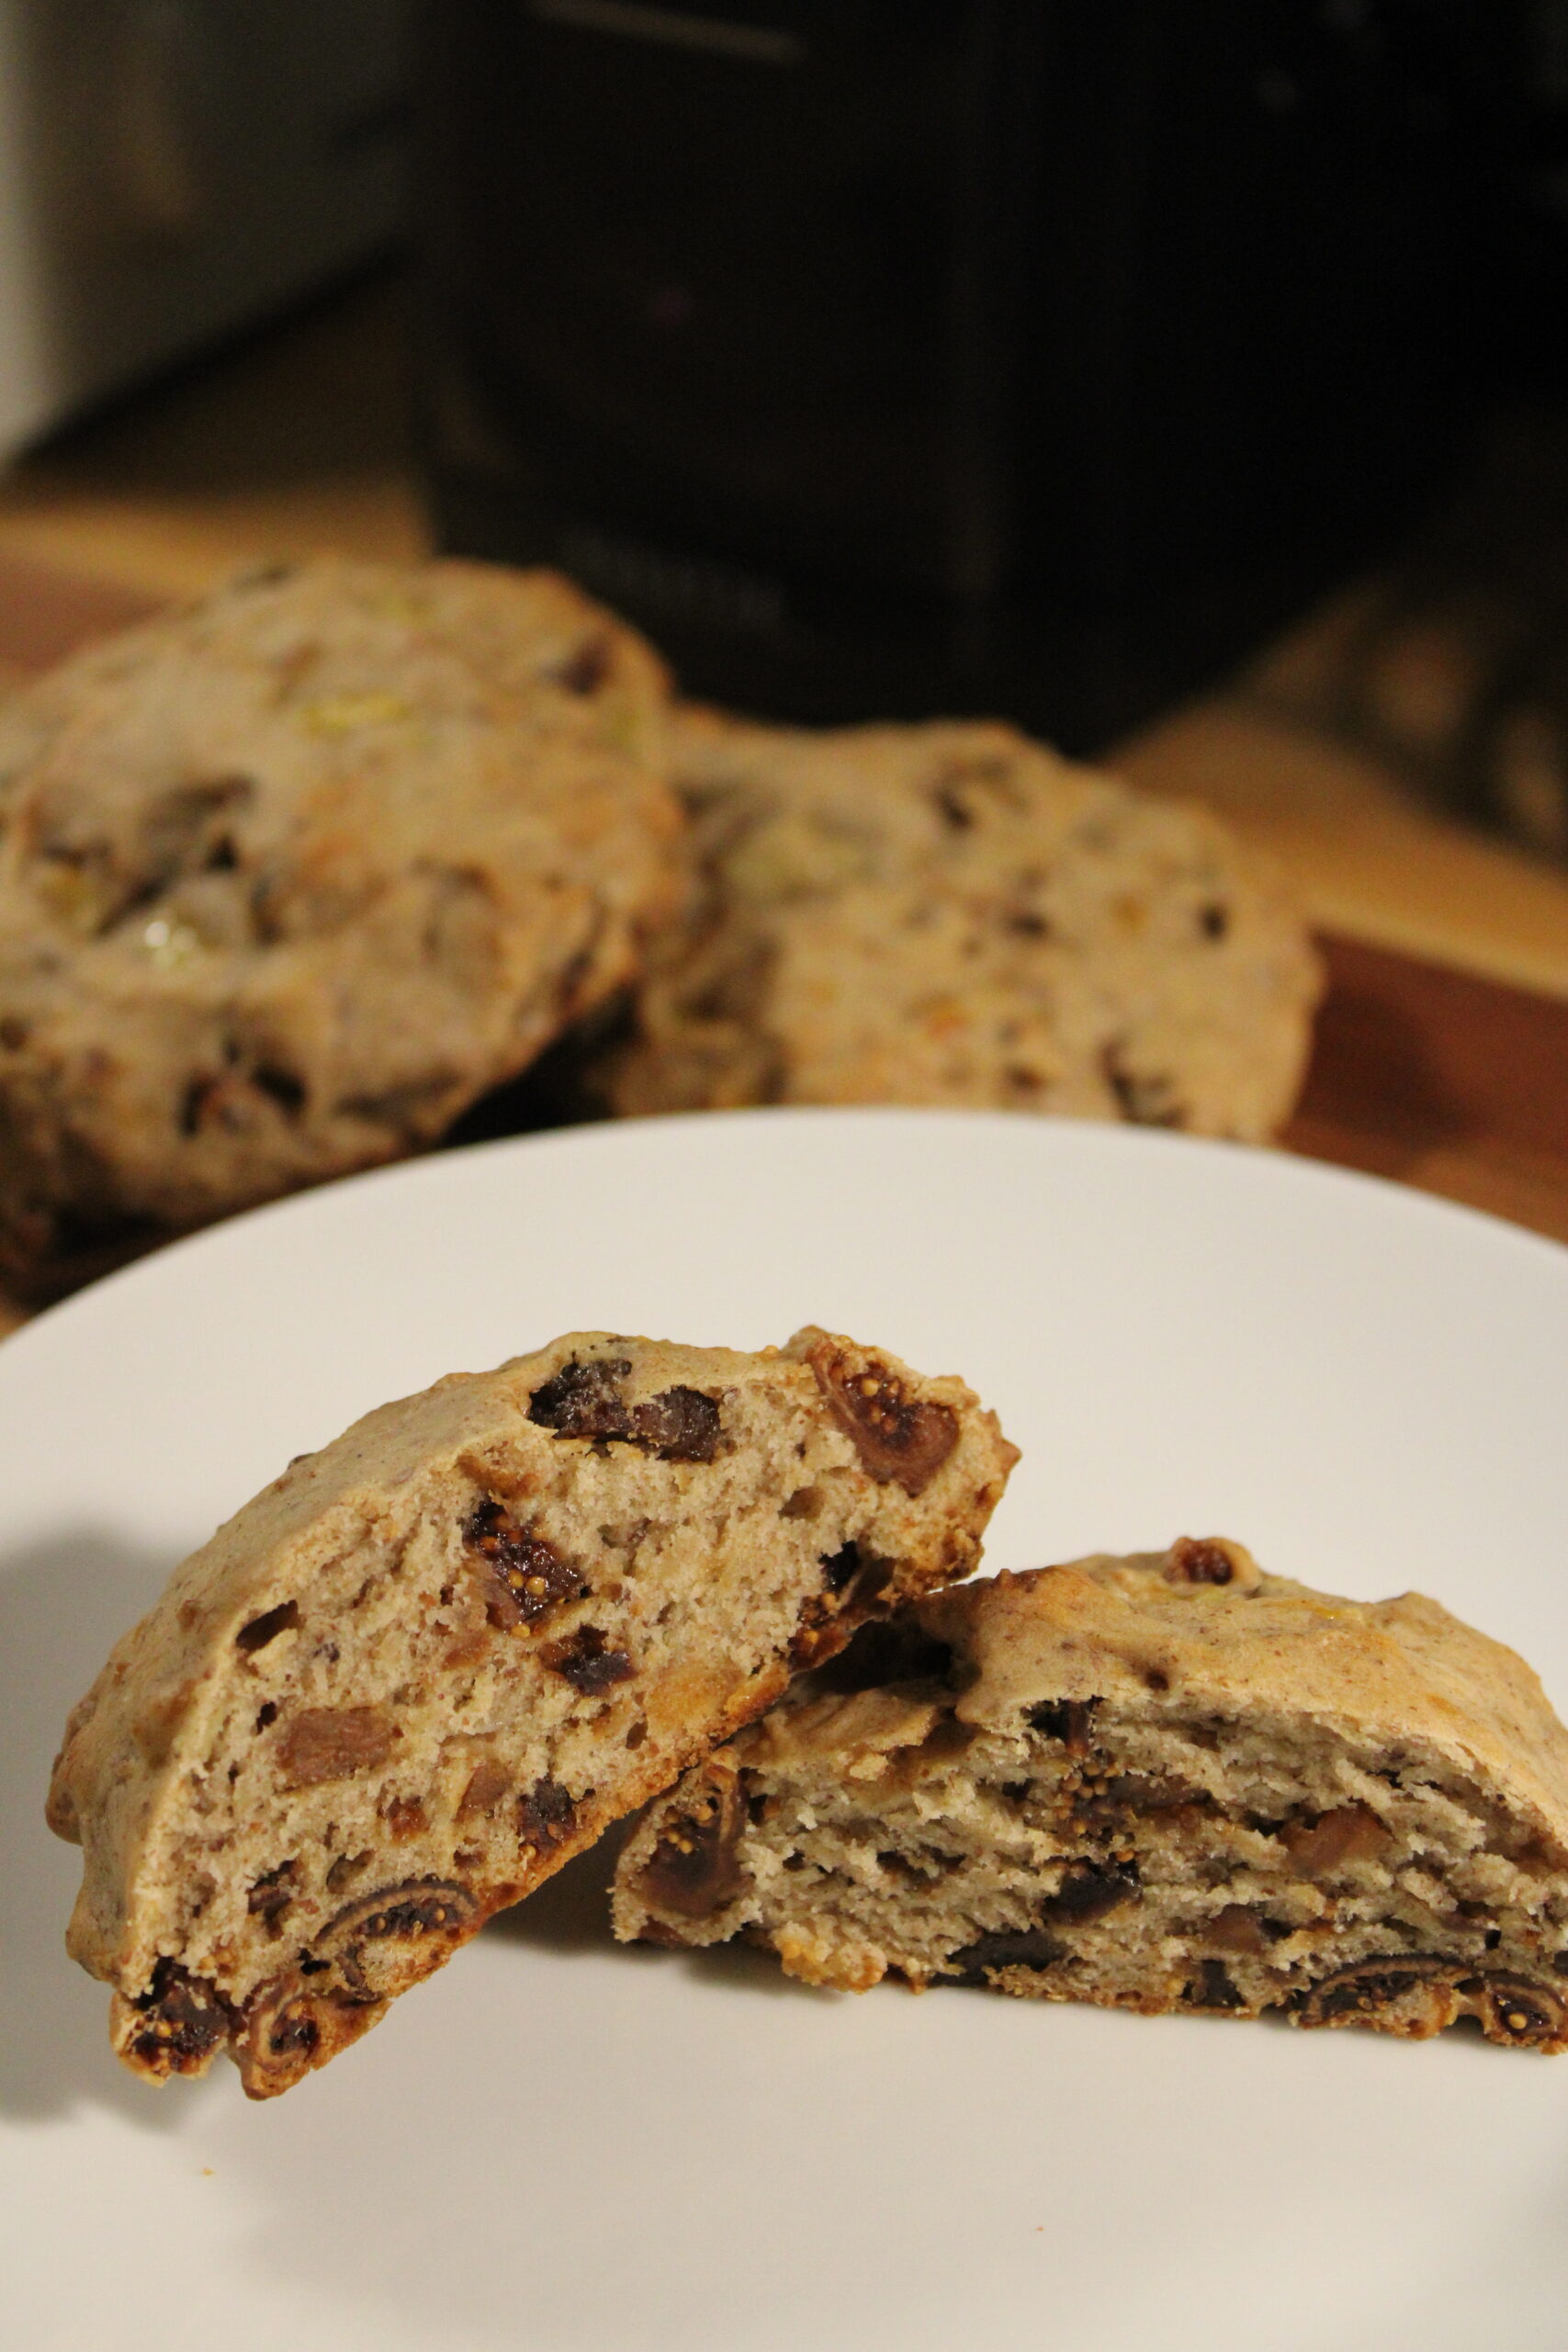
[4,1109,1567,2352]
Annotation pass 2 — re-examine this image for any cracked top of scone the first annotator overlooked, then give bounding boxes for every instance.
[603,712,1322,1141]
[0,559,682,1278]
[755,1544,1568,1846]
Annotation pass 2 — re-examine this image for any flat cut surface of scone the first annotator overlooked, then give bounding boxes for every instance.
[615,1538,1568,2053]
[0,559,680,1286]
[48,1328,1015,2096]
[604,714,1322,1140]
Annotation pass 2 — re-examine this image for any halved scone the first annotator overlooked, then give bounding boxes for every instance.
[615,1540,1568,2052]
[48,1327,1015,2095]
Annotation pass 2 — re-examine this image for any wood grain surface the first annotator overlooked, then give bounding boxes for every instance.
[0,543,1564,1350]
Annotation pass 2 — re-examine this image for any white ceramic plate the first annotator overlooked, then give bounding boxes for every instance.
[4,1109,1567,2352]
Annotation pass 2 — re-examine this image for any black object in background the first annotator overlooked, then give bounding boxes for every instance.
[416,0,1512,751]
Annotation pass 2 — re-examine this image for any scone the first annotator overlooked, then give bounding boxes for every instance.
[615,1538,1568,2053]
[603,714,1321,1140]
[0,559,681,1290]
[47,1328,1016,2096]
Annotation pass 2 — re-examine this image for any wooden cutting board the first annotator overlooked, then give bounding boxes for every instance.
[2,550,1565,1308]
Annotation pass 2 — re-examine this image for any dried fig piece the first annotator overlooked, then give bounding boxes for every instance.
[807,1340,958,1494]
[527,1358,722,1461]
[1299,1953,1461,2038]
[528,1356,633,1439]
[457,1757,513,1819]
[628,1385,722,1463]
[635,1770,749,1918]
[1189,1959,1247,2010]
[117,1959,234,2079]
[517,1776,576,1853]
[276,1705,396,1789]
[950,1926,1066,1979]
[246,1860,299,1933]
[543,1625,635,1695]
[1463,1971,1568,2050]
[1204,1904,1270,1958]
[464,1500,587,1629]
[314,1877,477,1998]
[1041,1862,1139,1926]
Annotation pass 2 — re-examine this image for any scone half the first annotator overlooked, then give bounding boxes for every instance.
[615,1540,1568,2053]
[48,1327,1015,2096]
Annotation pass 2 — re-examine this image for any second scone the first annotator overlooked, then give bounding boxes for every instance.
[603,714,1321,1140]
[0,558,681,1287]
[616,1540,1568,2053]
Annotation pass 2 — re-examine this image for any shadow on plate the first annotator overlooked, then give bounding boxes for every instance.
[0,1528,193,2127]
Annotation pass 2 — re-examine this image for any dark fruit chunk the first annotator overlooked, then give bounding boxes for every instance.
[543,1625,636,1695]
[246,1860,298,1930]
[629,1385,722,1463]
[1464,1972,1567,2049]
[457,1758,513,1818]
[528,1356,633,1437]
[820,1543,861,1593]
[1040,1862,1139,1926]
[1189,1959,1247,2010]
[528,1358,722,1461]
[636,1777,749,1918]
[948,1926,1066,1979]
[1165,1537,1239,1587]
[1205,1905,1269,1958]
[464,1499,587,1629]
[1299,1952,1461,2037]
[127,1959,233,2075]
[316,1878,478,1998]
[517,1777,577,1853]
[807,1339,958,1495]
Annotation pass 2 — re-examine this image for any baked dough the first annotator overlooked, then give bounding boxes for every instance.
[48,1327,1015,2095]
[0,559,681,1288]
[604,713,1321,1140]
[615,1540,1568,2052]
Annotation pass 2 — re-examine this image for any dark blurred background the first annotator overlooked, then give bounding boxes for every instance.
[416,0,1568,854]
[5,2,1568,860]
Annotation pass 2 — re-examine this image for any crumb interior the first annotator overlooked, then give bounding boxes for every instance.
[628,1679,1568,2049]
[128,1367,898,2084]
